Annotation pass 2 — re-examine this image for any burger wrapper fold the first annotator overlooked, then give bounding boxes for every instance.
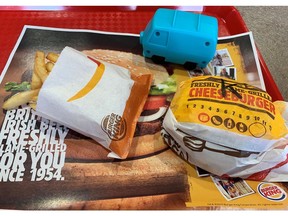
[162,76,288,182]
[36,46,152,159]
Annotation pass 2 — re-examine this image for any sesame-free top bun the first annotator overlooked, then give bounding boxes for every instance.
[82,49,169,86]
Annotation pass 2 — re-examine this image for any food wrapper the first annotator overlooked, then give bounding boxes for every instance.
[36,46,152,159]
[162,76,288,181]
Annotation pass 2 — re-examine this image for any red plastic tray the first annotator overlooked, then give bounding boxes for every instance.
[0,6,283,101]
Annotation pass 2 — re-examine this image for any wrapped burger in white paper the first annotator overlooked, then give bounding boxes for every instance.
[36,46,152,159]
[162,76,288,182]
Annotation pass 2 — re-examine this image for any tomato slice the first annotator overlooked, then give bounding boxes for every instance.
[143,95,167,110]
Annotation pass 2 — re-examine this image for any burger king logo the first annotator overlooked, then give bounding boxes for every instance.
[101,113,126,141]
[258,183,287,202]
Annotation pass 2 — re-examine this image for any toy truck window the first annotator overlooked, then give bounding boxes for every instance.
[149,30,169,47]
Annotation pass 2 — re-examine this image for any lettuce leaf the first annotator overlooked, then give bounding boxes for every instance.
[4,81,31,92]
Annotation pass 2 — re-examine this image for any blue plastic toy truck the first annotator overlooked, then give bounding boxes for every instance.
[140,8,218,69]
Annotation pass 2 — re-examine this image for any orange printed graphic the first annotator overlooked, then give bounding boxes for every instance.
[67,56,105,102]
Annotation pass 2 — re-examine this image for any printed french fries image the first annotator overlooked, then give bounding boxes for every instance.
[2,50,59,110]
[45,61,54,72]
[34,51,49,83]
[30,70,42,90]
[31,52,45,90]
[46,52,59,63]
[2,89,40,110]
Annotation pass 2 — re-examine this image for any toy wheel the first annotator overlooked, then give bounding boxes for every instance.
[184,62,197,70]
[151,55,165,64]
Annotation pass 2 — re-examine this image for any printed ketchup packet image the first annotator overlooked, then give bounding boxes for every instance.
[36,46,152,159]
[162,76,288,182]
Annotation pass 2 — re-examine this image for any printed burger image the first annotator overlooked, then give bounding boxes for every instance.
[2,47,153,159]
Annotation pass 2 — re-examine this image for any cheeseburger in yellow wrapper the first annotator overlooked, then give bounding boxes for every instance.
[162,76,288,181]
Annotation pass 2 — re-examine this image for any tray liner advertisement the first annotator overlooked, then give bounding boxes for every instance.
[0,26,287,210]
